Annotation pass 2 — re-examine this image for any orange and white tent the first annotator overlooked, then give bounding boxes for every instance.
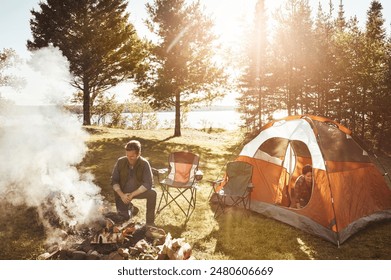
[235,115,391,245]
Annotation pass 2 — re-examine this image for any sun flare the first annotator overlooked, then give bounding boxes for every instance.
[201,0,256,42]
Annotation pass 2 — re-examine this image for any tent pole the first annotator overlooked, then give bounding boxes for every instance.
[373,154,391,185]
[306,117,341,246]
[350,134,391,184]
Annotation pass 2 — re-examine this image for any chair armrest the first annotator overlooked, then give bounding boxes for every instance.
[195,170,203,181]
[207,179,224,194]
[247,182,254,192]
[151,168,168,175]
[207,179,223,185]
[152,168,168,182]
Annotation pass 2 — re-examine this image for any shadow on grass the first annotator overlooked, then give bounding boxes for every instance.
[0,205,45,260]
[202,201,391,260]
[80,134,237,200]
[156,135,177,143]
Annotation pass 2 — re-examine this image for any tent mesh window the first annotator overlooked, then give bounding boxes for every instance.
[313,121,371,163]
[257,137,312,167]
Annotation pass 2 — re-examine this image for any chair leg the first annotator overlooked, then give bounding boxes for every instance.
[178,187,196,220]
[207,186,214,201]
[156,185,197,220]
[184,187,196,221]
[242,193,251,216]
[214,195,226,218]
[156,185,169,214]
[214,194,252,218]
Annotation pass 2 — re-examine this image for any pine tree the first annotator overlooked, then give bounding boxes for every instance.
[0,49,23,92]
[135,0,226,137]
[380,40,391,153]
[332,0,350,123]
[336,0,346,31]
[238,0,271,131]
[363,0,388,150]
[273,0,314,115]
[312,1,336,117]
[332,17,366,132]
[28,0,146,125]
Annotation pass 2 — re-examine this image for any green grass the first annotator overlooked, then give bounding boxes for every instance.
[0,205,45,260]
[0,126,390,260]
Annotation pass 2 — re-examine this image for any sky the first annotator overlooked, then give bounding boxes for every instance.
[1,0,391,105]
[1,0,391,59]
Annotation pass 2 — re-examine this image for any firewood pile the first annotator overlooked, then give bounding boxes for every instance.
[37,214,192,260]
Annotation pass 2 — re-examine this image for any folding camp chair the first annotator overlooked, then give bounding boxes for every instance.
[154,151,202,221]
[211,161,253,218]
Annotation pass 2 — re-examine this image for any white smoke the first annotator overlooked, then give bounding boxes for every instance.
[0,46,104,234]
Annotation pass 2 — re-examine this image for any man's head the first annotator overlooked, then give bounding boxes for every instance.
[124,140,141,166]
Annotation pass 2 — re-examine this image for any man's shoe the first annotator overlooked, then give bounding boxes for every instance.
[130,205,139,217]
[145,222,156,228]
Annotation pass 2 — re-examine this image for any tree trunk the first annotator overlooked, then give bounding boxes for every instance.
[257,86,262,129]
[361,86,367,138]
[83,81,91,125]
[174,91,181,137]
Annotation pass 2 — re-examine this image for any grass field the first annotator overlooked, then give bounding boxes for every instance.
[0,126,390,260]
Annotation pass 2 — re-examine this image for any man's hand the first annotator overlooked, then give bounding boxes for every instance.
[125,193,135,202]
[115,185,146,205]
[120,193,132,204]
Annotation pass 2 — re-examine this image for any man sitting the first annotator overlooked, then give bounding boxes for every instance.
[111,140,157,226]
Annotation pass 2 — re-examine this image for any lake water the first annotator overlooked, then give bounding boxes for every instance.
[156,110,242,130]
[119,109,242,130]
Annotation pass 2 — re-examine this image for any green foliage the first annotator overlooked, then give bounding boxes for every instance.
[0,49,24,90]
[238,0,272,131]
[0,48,13,87]
[126,102,159,130]
[94,94,128,128]
[135,0,227,136]
[238,0,391,153]
[0,49,25,115]
[70,91,129,128]
[273,0,315,116]
[28,0,146,125]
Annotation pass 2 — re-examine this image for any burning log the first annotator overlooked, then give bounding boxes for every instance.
[158,233,192,260]
[146,226,166,246]
[91,219,137,245]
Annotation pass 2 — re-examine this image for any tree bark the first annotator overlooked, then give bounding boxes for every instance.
[83,80,91,125]
[174,91,181,137]
[257,85,262,129]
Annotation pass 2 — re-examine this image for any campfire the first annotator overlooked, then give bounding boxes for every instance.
[37,212,192,260]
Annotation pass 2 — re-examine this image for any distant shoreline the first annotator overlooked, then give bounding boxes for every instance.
[13,104,237,113]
